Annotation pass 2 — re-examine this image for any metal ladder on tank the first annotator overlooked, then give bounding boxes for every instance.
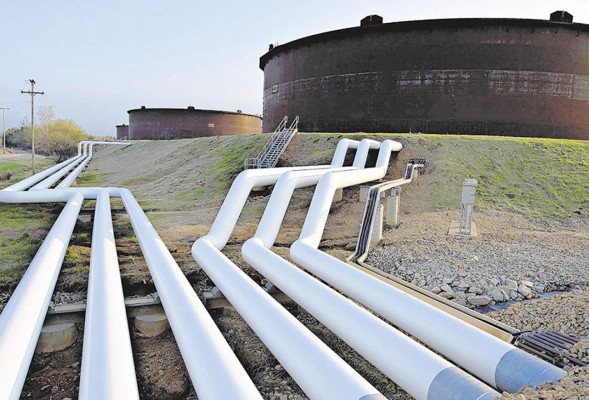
[244,116,299,169]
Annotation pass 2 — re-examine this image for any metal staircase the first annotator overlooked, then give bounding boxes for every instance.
[350,158,426,263]
[244,116,299,169]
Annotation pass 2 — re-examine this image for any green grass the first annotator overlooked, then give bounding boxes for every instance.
[0,204,59,283]
[75,172,110,186]
[204,135,267,194]
[317,133,589,217]
[0,156,54,189]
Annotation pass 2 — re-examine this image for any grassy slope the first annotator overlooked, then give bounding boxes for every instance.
[0,134,587,283]
[285,133,589,217]
[0,155,54,190]
[0,155,58,283]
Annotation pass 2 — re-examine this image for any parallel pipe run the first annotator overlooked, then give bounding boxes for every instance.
[2,141,130,192]
[0,193,83,400]
[30,156,85,190]
[242,141,499,400]
[192,239,384,400]
[57,156,93,188]
[290,143,566,392]
[2,155,82,192]
[1,185,261,399]
[192,140,387,399]
[79,191,139,399]
[120,190,262,400]
[57,141,131,189]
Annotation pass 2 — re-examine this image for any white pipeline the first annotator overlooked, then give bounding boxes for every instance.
[30,156,85,190]
[290,143,566,393]
[0,193,84,400]
[192,140,390,399]
[2,141,129,192]
[120,189,261,400]
[242,140,499,400]
[79,191,139,399]
[3,156,82,192]
[57,141,130,189]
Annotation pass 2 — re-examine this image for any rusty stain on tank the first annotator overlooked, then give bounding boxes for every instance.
[127,107,262,140]
[260,13,589,139]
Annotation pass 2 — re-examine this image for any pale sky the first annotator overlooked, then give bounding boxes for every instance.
[1,0,588,136]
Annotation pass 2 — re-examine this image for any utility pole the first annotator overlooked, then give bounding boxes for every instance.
[0,108,8,155]
[21,79,44,174]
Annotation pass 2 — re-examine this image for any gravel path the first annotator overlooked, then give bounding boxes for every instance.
[367,211,589,308]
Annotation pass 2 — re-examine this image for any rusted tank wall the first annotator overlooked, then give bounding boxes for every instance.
[116,124,129,140]
[260,18,589,139]
[128,108,262,140]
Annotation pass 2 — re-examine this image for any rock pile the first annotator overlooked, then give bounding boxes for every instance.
[366,213,588,309]
[491,290,589,399]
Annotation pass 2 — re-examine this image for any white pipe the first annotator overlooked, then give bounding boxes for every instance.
[192,239,384,400]
[79,191,139,399]
[0,186,260,399]
[30,156,85,190]
[290,143,566,392]
[56,141,130,188]
[119,189,261,400]
[0,193,84,400]
[58,156,92,188]
[0,187,118,203]
[2,141,130,192]
[242,141,499,400]
[206,166,331,250]
[192,140,390,399]
[2,156,82,192]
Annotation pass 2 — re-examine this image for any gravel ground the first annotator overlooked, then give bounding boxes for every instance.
[367,211,589,309]
[366,210,588,398]
[491,289,589,399]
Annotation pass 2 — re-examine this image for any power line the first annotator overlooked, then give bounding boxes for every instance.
[0,108,8,154]
[21,79,44,174]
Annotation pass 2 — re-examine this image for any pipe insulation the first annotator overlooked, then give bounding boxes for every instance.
[0,193,84,400]
[241,141,499,400]
[0,185,260,399]
[2,156,82,192]
[290,143,566,392]
[79,191,139,399]
[206,139,380,250]
[192,239,384,400]
[119,189,262,400]
[57,142,131,189]
[30,156,85,190]
[2,141,130,192]
[192,140,390,399]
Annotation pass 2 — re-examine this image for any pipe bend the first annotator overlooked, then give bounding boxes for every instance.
[362,139,383,150]
[242,237,265,255]
[331,139,360,167]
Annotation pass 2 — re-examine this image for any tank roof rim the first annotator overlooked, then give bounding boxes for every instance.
[260,17,589,69]
[127,107,262,119]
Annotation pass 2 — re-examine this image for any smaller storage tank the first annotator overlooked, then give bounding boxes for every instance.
[127,106,262,140]
[116,124,129,140]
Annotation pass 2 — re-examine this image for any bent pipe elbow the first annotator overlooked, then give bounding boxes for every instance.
[331,139,360,167]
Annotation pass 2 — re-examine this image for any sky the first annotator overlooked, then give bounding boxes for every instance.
[2,0,588,136]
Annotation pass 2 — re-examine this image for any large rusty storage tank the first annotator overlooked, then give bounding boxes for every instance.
[116,124,129,140]
[260,13,589,139]
[127,107,262,140]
